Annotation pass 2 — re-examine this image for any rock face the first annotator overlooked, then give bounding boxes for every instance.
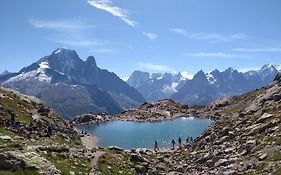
[0,151,61,175]
[0,48,145,120]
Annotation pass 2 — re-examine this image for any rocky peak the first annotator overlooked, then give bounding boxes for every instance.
[261,64,275,70]
[0,70,10,76]
[225,67,234,72]
[129,71,150,80]
[193,70,207,82]
[85,56,97,68]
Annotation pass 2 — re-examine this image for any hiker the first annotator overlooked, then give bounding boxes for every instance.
[171,139,176,149]
[0,116,4,127]
[178,137,182,147]
[154,140,159,152]
[186,137,190,144]
[10,111,16,126]
[47,125,53,137]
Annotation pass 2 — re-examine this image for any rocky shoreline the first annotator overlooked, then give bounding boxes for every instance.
[72,99,219,126]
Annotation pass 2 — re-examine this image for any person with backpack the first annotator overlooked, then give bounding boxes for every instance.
[171,139,176,149]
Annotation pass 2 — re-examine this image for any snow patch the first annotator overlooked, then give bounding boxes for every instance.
[4,70,37,83]
[274,64,281,72]
[181,72,193,79]
[206,73,216,84]
[54,49,61,54]
[36,62,51,83]
[39,62,50,69]
[161,82,179,96]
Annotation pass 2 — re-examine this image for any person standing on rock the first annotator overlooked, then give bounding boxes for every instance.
[47,125,53,137]
[10,111,16,126]
[186,137,189,144]
[171,139,176,149]
[154,140,159,152]
[178,137,182,148]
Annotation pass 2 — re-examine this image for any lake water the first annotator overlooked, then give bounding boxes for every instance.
[77,117,213,149]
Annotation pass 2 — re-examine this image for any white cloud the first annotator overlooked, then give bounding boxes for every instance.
[138,63,174,72]
[181,52,248,58]
[87,0,137,27]
[171,28,188,35]
[180,72,194,79]
[171,28,247,43]
[142,32,158,40]
[29,19,94,31]
[232,47,281,52]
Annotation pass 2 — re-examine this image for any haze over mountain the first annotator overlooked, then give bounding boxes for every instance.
[127,71,187,101]
[0,48,145,120]
[127,64,281,105]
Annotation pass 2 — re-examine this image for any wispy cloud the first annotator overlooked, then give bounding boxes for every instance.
[87,0,137,27]
[171,28,247,43]
[30,18,105,48]
[232,47,281,52]
[29,19,94,31]
[87,0,158,40]
[138,63,174,72]
[181,52,249,58]
[142,32,158,40]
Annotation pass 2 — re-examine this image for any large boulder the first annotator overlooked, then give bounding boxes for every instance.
[0,151,61,175]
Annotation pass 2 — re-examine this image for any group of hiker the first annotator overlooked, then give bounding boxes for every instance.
[154,136,194,151]
[0,110,53,138]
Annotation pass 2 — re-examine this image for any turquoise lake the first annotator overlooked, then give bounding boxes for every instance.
[78,117,213,149]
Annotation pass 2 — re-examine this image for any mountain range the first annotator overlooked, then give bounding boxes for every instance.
[0,48,144,120]
[1,48,280,119]
[127,64,281,105]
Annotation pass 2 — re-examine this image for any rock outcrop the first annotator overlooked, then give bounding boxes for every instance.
[0,87,93,174]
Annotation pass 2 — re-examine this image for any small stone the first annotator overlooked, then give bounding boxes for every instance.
[256,113,273,123]
[0,136,13,141]
[214,159,229,167]
[273,94,281,101]
[223,170,237,175]
[134,165,147,174]
[69,171,75,175]
[258,153,268,161]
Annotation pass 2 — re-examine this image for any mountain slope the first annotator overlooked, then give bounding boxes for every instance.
[0,48,145,119]
[0,87,93,174]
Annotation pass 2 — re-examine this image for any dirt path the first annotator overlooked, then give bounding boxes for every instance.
[89,151,103,175]
[81,134,98,150]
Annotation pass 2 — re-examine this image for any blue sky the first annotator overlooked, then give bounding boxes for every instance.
[1,0,281,79]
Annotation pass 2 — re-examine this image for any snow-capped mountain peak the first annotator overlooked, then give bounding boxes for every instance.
[274,64,281,72]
